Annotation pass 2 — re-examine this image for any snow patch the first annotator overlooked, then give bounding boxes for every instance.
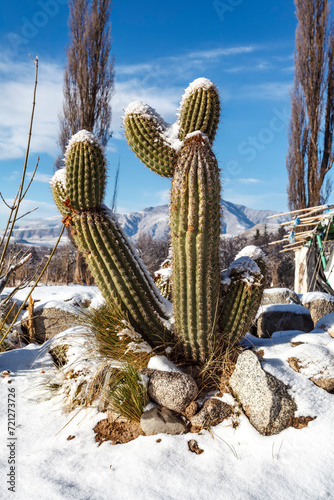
[235,245,266,261]
[256,303,311,320]
[222,256,261,286]
[147,355,183,373]
[301,292,334,305]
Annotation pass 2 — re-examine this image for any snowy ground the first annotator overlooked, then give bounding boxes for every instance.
[0,286,334,500]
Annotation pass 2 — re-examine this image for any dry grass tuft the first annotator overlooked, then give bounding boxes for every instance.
[73,302,153,370]
[103,363,149,423]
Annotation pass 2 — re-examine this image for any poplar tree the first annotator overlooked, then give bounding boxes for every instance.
[56,0,115,167]
[287,0,334,210]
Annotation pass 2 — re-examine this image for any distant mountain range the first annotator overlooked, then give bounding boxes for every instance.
[10,201,289,247]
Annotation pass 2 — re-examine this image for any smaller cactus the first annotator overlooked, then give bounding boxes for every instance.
[218,252,265,346]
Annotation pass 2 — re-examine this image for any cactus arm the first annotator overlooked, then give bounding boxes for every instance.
[218,256,264,346]
[65,130,106,211]
[124,102,180,178]
[51,130,173,348]
[178,78,220,144]
[50,168,71,218]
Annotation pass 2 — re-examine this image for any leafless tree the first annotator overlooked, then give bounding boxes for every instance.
[56,0,115,282]
[56,0,115,167]
[287,0,334,209]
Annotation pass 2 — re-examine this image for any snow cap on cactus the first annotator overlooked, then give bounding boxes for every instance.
[221,256,262,287]
[50,167,66,189]
[64,129,103,161]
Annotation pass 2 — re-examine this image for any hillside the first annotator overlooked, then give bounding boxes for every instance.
[10,201,289,246]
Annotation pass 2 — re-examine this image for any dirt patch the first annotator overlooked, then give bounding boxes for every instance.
[291,341,305,347]
[288,357,302,372]
[291,416,316,429]
[94,418,144,445]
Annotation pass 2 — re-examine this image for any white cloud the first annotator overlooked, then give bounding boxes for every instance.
[245,82,292,101]
[237,178,261,184]
[188,46,255,59]
[0,57,63,161]
[27,172,52,183]
[226,62,270,73]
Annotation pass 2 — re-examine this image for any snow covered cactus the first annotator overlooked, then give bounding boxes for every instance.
[50,79,265,370]
[50,130,171,347]
[124,79,221,362]
[219,256,264,346]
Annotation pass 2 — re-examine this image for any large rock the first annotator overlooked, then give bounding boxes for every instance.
[148,370,198,413]
[140,407,186,436]
[190,398,233,430]
[301,292,334,325]
[255,304,314,338]
[229,350,297,435]
[261,288,301,306]
[22,305,78,343]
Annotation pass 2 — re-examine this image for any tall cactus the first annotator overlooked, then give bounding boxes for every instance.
[124,78,221,362]
[51,130,172,347]
[52,79,265,368]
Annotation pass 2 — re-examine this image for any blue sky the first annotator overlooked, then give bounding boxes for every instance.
[0,0,304,228]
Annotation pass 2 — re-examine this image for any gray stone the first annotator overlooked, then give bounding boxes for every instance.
[256,304,314,338]
[229,350,297,435]
[261,288,301,306]
[22,307,77,343]
[190,398,233,429]
[140,407,186,436]
[148,370,198,413]
[302,292,334,325]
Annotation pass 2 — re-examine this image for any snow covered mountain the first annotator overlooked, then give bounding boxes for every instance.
[10,201,289,246]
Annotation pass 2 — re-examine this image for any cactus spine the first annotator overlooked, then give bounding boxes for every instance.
[125,79,221,362]
[51,131,171,347]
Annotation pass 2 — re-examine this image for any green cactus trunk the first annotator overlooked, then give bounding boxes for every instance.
[170,133,221,362]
